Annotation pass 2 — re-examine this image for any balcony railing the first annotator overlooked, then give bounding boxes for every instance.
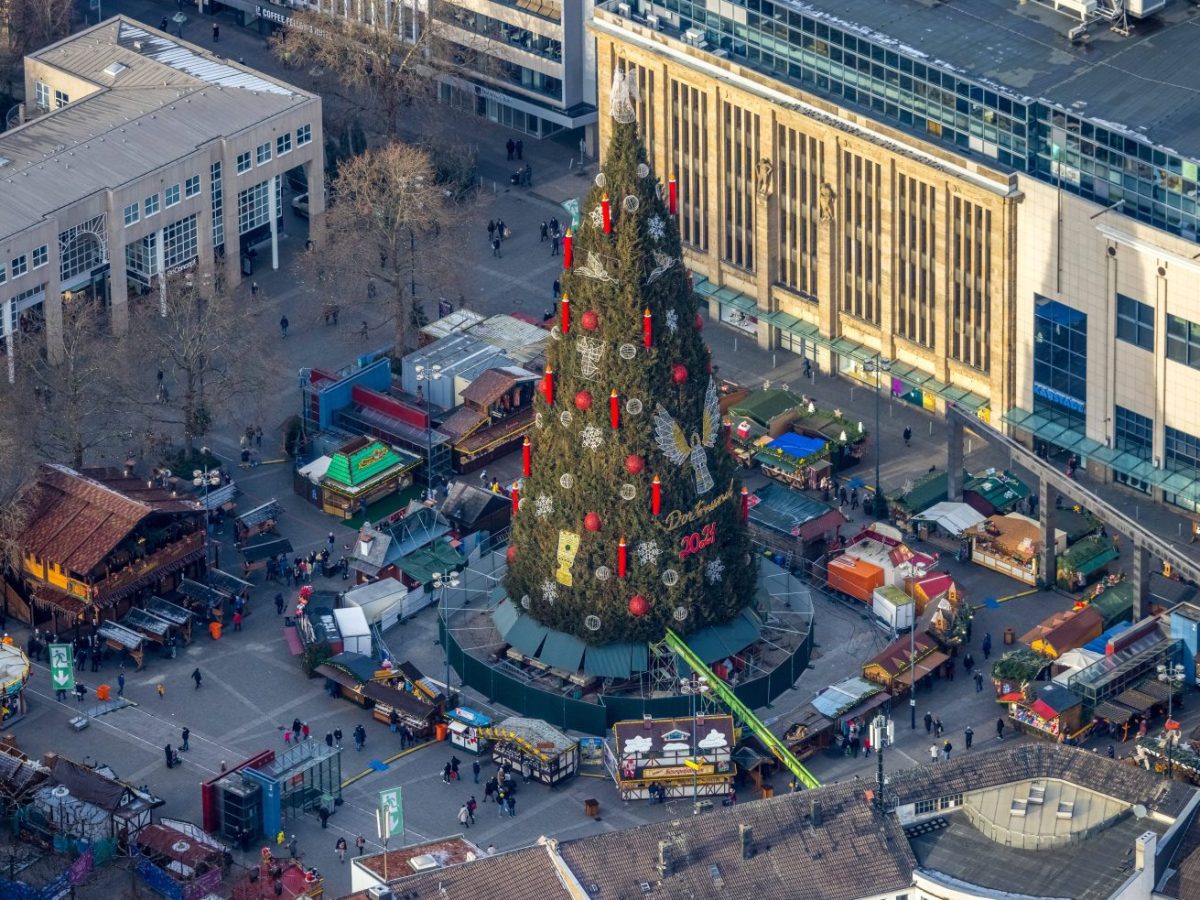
[93,531,205,600]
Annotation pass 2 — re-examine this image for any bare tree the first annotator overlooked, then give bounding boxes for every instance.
[0,0,74,99]
[269,1,494,136]
[11,298,129,469]
[322,142,462,353]
[117,271,269,458]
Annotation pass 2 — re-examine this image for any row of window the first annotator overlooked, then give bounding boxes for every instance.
[1114,295,1200,372]
[1114,410,1200,477]
[33,81,69,111]
[124,175,204,227]
[236,125,311,175]
[0,245,49,285]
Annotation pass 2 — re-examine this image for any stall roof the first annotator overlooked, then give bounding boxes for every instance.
[728,389,804,427]
[397,541,464,585]
[583,643,633,679]
[494,717,576,756]
[765,432,827,460]
[962,470,1030,512]
[913,501,986,537]
[322,652,380,685]
[864,631,939,679]
[296,456,331,483]
[1034,682,1082,717]
[749,483,845,541]
[890,470,948,515]
[1083,622,1132,655]
[812,677,883,719]
[342,578,407,624]
[538,629,587,672]
[324,438,418,490]
[680,609,763,666]
[239,537,293,564]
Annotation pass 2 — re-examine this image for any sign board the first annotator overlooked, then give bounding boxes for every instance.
[49,644,74,693]
[378,787,403,840]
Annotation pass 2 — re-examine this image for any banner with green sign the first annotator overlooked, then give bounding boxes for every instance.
[378,787,403,840]
[49,644,74,693]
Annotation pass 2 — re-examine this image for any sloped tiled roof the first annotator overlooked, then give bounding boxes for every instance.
[352,845,566,900]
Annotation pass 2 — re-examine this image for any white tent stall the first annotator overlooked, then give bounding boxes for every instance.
[333,606,372,656]
[913,501,987,538]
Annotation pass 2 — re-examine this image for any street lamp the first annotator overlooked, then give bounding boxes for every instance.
[192,447,220,565]
[414,363,443,501]
[909,614,917,730]
[681,674,710,808]
[433,570,460,700]
[863,354,887,519]
[1158,662,1185,778]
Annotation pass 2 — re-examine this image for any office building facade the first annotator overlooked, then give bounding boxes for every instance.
[591,0,1200,511]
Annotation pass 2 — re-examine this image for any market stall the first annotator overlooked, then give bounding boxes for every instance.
[1078,577,1134,629]
[1008,682,1085,742]
[145,595,193,644]
[862,631,946,694]
[480,717,579,787]
[611,715,733,800]
[990,649,1052,703]
[1057,535,1119,591]
[445,706,493,754]
[363,683,438,738]
[315,437,421,520]
[783,707,835,761]
[753,432,831,491]
[1021,606,1103,659]
[966,513,1062,585]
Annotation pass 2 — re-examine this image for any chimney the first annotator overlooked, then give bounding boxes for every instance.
[358,527,374,558]
[811,799,823,827]
[1135,831,1156,872]
[656,840,674,877]
[738,824,755,860]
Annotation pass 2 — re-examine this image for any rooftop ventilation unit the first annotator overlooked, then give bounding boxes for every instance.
[103,62,128,77]
[407,854,441,873]
[683,27,707,48]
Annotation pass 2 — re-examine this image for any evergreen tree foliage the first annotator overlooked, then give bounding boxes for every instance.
[504,117,754,645]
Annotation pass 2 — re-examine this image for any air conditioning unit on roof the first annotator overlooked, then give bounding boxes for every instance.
[646,14,661,29]
[684,27,706,45]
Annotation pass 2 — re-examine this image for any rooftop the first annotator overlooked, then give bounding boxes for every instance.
[1,17,315,241]
[603,0,1200,158]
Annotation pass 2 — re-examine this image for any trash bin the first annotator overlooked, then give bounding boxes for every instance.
[584,799,599,816]
[96,684,111,702]
[1004,626,1015,645]
[241,255,253,276]
[434,722,448,742]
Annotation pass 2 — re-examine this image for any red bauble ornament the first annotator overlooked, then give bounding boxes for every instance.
[581,310,599,331]
[628,595,649,617]
[584,512,602,532]
[672,364,688,384]
[694,313,705,331]
[574,390,593,411]
[624,454,646,475]
[506,545,518,563]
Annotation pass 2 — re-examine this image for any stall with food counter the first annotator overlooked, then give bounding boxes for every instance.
[145,595,194,644]
[479,717,579,787]
[611,715,733,801]
[990,649,1052,703]
[1057,535,1120,591]
[1008,683,1085,742]
[445,706,493,754]
[966,513,1064,585]
[363,683,438,738]
[862,631,947,694]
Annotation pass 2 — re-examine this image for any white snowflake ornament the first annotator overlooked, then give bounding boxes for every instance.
[647,214,666,242]
[541,580,558,605]
[581,425,604,452]
[665,309,679,333]
[705,558,725,583]
[589,206,604,229]
[636,541,662,566]
[534,494,554,518]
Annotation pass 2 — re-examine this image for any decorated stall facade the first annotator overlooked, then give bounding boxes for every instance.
[967,513,1064,585]
[1056,534,1119,591]
[862,631,947,694]
[1008,682,1086,742]
[317,437,421,520]
[478,717,578,786]
[611,715,735,801]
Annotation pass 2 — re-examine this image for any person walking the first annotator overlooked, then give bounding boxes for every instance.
[467,796,477,824]
[488,220,496,242]
[472,760,481,784]
[515,139,523,160]
[496,789,507,818]
[923,711,933,734]
[974,670,985,693]
[157,683,166,700]
[507,793,516,817]
[934,716,944,737]
[496,219,506,240]
[483,776,496,803]
[288,835,299,860]
[117,672,125,698]
[963,651,975,672]
[326,731,334,749]
[903,426,912,447]
[450,756,461,780]
[212,23,219,41]
[335,837,347,863]
[552,278,560,299]
[279,315,289,337]
[550,232,560,256]
[318,807,329,828]
[964,725,974,749]
[328,531,336,551]
[181,727,190,752]
[354,724,366,751]
[355,834,366,856]
[191,668,202,689]
[275,593,286,615]
[458,803,471,829]
[232,610,242,632]
[540,222,548,242]
[996,718,1006,740]
[333,727,343,750]
[492,237,502,257]
[302,722,311,741]
[930,743,939,764]
[982,632,993,660]
[505,139,514,161]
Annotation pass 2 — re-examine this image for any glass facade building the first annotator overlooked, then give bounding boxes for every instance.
[1032,296,1087,432]
[641,0,1200,241]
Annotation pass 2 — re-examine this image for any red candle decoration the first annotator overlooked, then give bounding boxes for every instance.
[694,312,705,331]
[624,453,645,475]
[741,485,750,523]
[601,194,611,233]
[628,594,648,617]
[511,484,520,514]
[581,309,599,331]
[672,364,688,384]
[651,474,661,516]
[618,536,627,578]
[723,418,733,452]
[668,175,677,215]
[542,367,554,406]
[563,228,573,268]
[522,437,531,477]
[574,390,592,411]
[584,512,602,533]
[561,293,570,335]
[643,307,652,348]
[610,389,620,429]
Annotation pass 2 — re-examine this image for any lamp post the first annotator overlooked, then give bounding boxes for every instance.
[1158,662,1185,779]
[433,570,460,699]
[681,674,710,807]
[908,622,917,730]
[192,447,219,566]
[415,362,443,501]
[863,354,886,518]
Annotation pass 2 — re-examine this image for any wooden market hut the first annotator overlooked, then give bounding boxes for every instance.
[1022,606,1104,659]
[862,630,947,694]
[4,464,205,631]
[317,437,421,520]
[438,366,538,473]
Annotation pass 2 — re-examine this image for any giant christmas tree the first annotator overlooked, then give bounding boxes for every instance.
[505,72,755,646]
